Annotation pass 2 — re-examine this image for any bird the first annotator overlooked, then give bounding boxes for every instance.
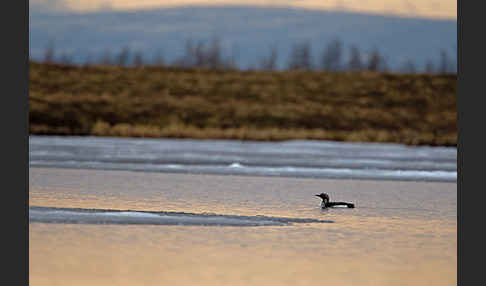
[315,193,355,208]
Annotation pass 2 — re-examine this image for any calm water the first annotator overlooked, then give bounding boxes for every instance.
[29,136,457,286]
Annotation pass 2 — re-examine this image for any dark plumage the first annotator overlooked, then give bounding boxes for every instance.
[315,193,355,208]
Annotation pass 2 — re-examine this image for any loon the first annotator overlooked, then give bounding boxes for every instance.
[316,193,355,208]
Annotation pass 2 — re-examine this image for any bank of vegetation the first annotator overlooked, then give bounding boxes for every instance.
[29,61,457,146]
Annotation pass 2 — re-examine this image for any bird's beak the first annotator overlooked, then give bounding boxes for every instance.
[315,194,321,197]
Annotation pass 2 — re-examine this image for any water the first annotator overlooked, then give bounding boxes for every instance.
[29,136,457,286]
[29,135,457,182]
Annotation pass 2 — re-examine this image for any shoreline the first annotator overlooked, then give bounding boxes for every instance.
[30,62,457,146]
[28,132,457,147]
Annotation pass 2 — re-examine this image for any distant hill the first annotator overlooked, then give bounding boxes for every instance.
[29,5,457,71]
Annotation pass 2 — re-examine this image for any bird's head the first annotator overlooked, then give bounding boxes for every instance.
[315,193,330,204]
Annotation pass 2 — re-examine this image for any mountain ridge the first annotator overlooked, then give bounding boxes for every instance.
[29,5,457,71]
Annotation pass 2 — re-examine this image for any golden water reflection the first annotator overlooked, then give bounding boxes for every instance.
[30,169,456,286]
[30,217,456,286]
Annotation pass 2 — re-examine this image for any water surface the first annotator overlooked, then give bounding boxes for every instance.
[29,136,457,182]
[30,166,456,286]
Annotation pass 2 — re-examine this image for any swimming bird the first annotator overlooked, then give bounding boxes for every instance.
[315,193,355,208]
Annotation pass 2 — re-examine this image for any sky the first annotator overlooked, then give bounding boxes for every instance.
[32,0,456,19]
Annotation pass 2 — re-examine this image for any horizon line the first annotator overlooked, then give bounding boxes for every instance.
[31,3,457,21]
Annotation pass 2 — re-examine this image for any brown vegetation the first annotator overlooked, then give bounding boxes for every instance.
[29,61,457,146]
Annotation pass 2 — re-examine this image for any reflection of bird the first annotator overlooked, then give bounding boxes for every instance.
[315,193,355,208]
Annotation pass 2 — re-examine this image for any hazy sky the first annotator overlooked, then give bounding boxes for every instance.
[33,0,456,19]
